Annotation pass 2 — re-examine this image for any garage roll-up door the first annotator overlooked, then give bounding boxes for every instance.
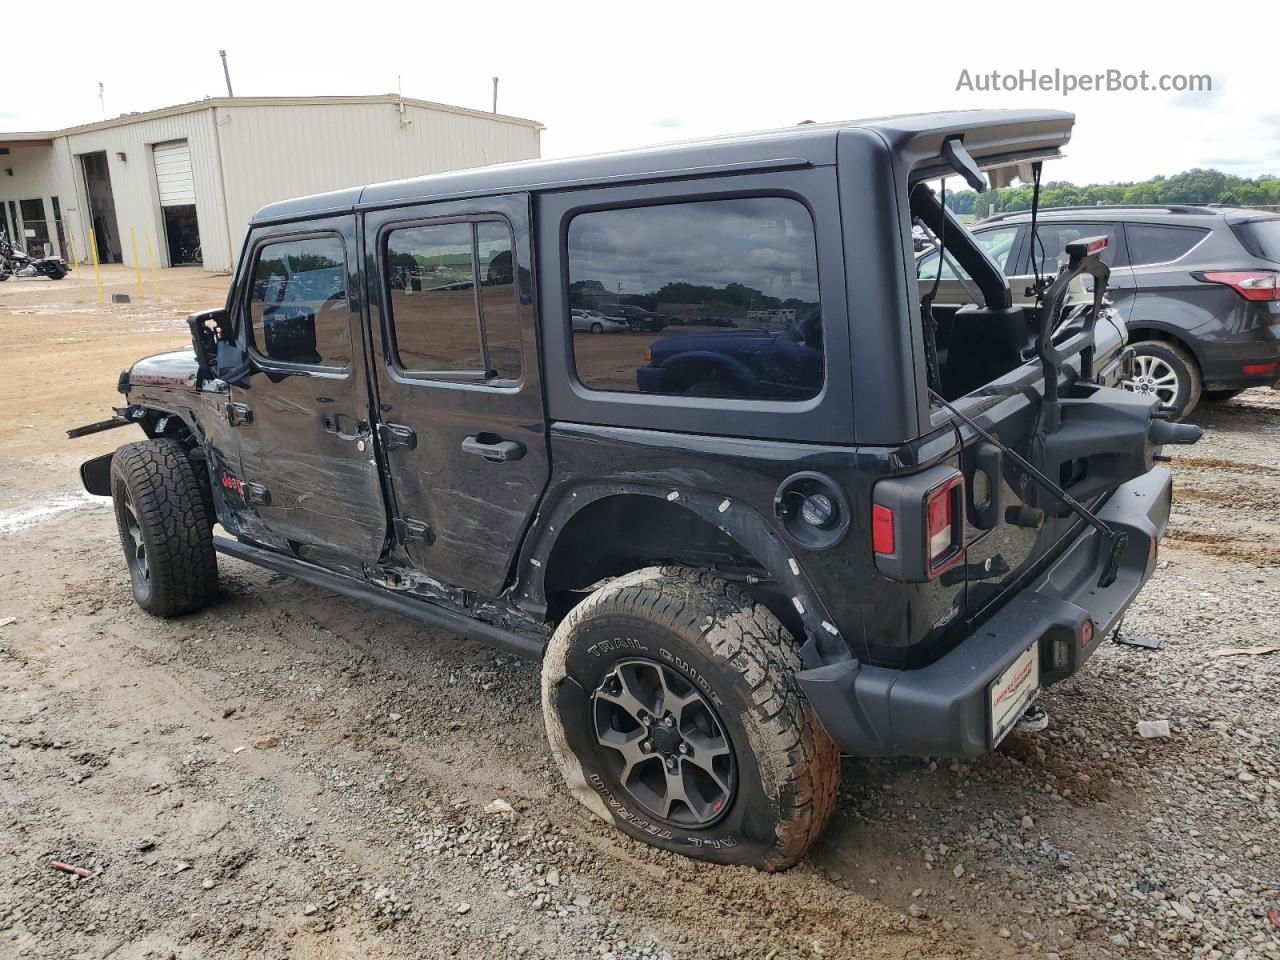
[153,140,195,207]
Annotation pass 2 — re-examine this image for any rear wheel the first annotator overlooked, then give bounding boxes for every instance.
[1202,388,1245,403]
[111,439,218,617]
[1123,340,1202,419]
[542,566,839,870]
[46,266,66,280]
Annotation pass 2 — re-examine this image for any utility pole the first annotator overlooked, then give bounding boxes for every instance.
[492,77,499,114]
[219,50,234,97]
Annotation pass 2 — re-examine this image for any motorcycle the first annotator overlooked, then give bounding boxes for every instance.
[0,228,70,281]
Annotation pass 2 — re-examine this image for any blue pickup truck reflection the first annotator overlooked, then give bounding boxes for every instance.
[636,312,824,401]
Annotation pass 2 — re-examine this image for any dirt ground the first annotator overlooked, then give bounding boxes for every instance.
[1,267,1278,960]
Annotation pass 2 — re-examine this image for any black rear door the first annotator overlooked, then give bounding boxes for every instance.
[362,194,549,598]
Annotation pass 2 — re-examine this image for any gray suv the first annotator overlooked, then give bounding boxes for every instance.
[917,205,1280,417]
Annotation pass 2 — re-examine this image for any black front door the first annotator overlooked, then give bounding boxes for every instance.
[227,218,387,569]
[362,193,549,598]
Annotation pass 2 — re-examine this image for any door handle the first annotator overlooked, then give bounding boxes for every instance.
[322,414,370,442]
[461,434,525,463]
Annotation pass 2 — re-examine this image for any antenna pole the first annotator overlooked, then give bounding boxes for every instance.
[98,82,105,120]
[219,50,234,97]
[492,77,499,114]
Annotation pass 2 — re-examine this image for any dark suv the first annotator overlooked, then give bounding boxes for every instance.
[72,109,1199,871]
[918,205,1280,417]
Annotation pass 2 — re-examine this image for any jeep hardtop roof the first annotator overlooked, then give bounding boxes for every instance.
[251,108,1074,226]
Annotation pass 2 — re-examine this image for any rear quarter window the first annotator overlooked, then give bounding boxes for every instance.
[1125,223,1209,266]
[1231,218,1280,263]
[566,196,823,402]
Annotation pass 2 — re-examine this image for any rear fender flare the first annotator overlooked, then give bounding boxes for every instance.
[513,481,849,663]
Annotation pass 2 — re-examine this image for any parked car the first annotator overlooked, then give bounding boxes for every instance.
[604,303,668,332]
[72,109,1198,872]
[571,309,627,334]
[918,205,1280,417]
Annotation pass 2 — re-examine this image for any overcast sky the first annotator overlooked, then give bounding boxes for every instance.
[7,0,1275,187]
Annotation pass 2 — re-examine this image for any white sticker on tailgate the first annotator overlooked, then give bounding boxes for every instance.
[989,644,1040,747]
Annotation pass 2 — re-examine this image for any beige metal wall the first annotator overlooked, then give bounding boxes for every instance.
[3,98,540,274]
[214,101,541,252]
[62,109,233,271]
[0,144,78,259]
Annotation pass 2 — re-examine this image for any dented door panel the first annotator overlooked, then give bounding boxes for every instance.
[362,193,550,598]
[227,216,388,568]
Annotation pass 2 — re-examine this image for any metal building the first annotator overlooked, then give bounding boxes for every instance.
[0,95,542,273]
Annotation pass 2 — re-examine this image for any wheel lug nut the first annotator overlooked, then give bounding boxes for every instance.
[678,742,689,754]
[665,757,676,770]
[641,739,651,752]
[663,715,675,727]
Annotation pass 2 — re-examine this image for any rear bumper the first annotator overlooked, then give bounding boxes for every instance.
[1197,314,1280,389]
[799,467,1173,758]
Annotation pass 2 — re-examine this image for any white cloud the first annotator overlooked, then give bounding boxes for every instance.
[11,0,1276,186]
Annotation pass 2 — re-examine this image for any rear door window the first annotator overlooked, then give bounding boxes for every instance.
[1021,222,1122,274]
[1125,223,1209,265]
[383,220,522,381]
[567,196,823,401]
[248,236,350,368]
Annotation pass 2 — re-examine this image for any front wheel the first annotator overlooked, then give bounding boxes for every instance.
[111,439,219,617]
[1122,340,1202,420]
[590,322,604,334]
[542,566,839,871]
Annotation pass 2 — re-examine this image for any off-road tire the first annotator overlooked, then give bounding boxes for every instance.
[110,439,218,617]
[1202,388,1245,403]
[1126,340,1202,420]
[542,566,839,871]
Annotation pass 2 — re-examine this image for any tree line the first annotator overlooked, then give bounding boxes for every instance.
[948,168,1280,218]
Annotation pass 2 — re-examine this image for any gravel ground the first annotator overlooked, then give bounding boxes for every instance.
[1,272,1277,959]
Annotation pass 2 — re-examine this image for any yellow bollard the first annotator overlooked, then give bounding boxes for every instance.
[130,227,144,299]
[144,229,158,297]
[66,228,78,268]
[89,228,104,305]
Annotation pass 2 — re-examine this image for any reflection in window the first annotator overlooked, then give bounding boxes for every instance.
[477,222,520,381]
[385,220,522,380]
[567,197,823,401]
[387,223,481,373]
[249,236,349,367]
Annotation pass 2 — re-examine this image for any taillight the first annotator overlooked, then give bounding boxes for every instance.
[924,473,964,576]
[870,464,965,582]
[1195,271,1279,301]
[872,504,895,555]
[1242,361,1278,377]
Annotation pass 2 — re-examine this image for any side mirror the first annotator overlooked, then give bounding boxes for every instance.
[187,308,227,382]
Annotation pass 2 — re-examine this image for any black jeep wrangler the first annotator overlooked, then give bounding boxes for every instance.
[73,109,1200,871]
